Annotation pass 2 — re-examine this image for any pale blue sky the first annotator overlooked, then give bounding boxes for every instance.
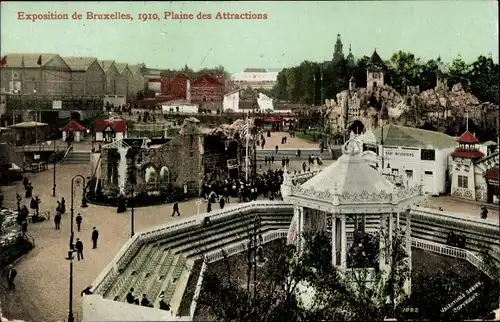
[1,1,498,72]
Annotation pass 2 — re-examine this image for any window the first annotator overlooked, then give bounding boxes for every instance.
[405,170,413,178]
[420,149,435,161]
[458,175,468,188]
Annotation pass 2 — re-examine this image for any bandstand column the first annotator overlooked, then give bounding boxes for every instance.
[340,216,347,268]
[299,206,305,255]
[331,214,337,266]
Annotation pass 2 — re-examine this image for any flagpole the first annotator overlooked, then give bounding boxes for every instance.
[245,112,249,182]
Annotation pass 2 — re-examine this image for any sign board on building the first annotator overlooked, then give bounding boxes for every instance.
[384,148,417,159]
[52,101,62,110]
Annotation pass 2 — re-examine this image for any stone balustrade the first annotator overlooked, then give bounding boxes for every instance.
[91,201,499,297]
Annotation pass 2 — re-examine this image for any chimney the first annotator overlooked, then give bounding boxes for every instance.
[186,78,191,102]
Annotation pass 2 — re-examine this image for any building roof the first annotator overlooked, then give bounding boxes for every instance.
[128,64,141,75]
[300,134,396,203]
[231,71,278,82]
[9,121,48,128]
[484,167,499,181]
[98,60,115,72]
[450,149,485,159]
[62,57,98,71]
[1,53,57,68]
[114,62,129,74]
[456,130,479,144]
[368,50,385,67]
[362,125,457,150]
[60,120,86,132]
[94,119,127,133]
[192,74,222,86]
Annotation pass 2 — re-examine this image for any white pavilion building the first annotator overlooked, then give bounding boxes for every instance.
[282,133,425,302]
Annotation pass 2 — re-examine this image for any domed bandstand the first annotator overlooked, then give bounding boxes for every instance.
[281,133,423,300]
[83,135,499,321]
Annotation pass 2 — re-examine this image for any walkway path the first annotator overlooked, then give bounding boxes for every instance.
[0,164,213,322]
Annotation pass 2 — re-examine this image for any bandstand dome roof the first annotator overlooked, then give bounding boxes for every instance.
[302,132,395,199]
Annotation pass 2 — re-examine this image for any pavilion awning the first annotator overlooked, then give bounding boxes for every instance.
[9,121,48,129]
[60,120,87,132]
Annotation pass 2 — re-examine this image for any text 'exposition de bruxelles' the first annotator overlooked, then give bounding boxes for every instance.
[17,11,269,22]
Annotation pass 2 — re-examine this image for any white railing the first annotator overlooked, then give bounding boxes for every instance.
[91,201,292,294]
[189,229,288,320]
[411,207,498,231]
[91,200,498,297]
[189,259,208,319]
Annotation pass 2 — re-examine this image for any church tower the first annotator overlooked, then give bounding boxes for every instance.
[346,44,355,69]
[332,34,344,64]
[366,49,385,92]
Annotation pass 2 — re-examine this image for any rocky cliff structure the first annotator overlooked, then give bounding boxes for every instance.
[326,52,499,136]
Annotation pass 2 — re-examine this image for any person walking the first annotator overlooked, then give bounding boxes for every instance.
[54,212,61,230]
[76,213,83,232]
[207,201,212,213]
[219,196,225,210]
[91,227,99,249]
[172,202,180,216]
[75,238,84,261]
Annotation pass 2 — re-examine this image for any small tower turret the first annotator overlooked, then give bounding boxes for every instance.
[366,49,385,92]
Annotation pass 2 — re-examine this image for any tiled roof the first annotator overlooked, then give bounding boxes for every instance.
[98,60,116,72]
[450,149,485,159]
[62,57,98,71]
[60,120,86,132]
[94,119,127,133]
[114,62,130,74]
[456,131,479,144]
[484,167,499,181]
[1,53,57,68]
[369,125,457,150]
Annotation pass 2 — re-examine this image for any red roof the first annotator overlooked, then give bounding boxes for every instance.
[94,119,127,133]
[456,131,479,144]
[450,149,485,159]
[484,167,499,181]
[60,120,86,132]
[191,74,222,86]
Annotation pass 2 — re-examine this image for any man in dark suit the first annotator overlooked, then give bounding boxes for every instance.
[75,238,84,261]
[91,227,99,249]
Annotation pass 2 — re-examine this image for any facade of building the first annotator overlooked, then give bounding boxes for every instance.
[114,63,133,99]
[94,119,128,142]
[358,125,457,196]
[60,120,87,142]
[449,130,500,204]
[222,89,241,112]
[161,74,189,100]
[62,57,105,96]
[99,60,119,95]
[1,53,72,95]
[148,78,162,93]
[230,69,278,90]
[128,65,146,100]
[190,74,224,103]
[161,100,198,114]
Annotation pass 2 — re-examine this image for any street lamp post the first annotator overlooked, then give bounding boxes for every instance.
[52,139,56,197]
[130,181,134,238]
[312,75,316,106]
[65,247,76,322]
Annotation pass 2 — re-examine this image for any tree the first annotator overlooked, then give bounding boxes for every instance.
[469,55,499,104]
[447,55,471,90]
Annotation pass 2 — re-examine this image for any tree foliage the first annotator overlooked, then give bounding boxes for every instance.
[196,229,500,321]
[272,52,499,105]
[159,64,230,80]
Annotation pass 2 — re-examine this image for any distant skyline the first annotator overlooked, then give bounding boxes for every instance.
[1,1,498,72]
